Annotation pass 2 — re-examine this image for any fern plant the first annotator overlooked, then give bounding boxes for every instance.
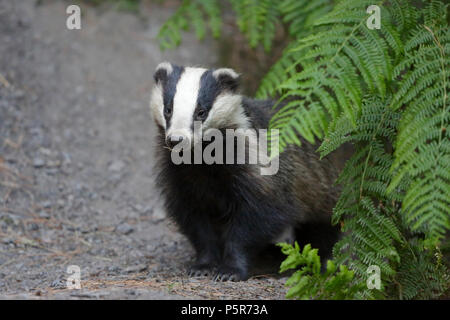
[321,97,404,298]
[158,0,222,50]
[159,0,450,299]
[278,242,365,299]
[386,2,450,243]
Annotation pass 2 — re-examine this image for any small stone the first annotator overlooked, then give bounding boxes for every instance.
[50,279,65,289]
[152,203,166,223]
[62,152,72,165]
[75,182,84,192]
[27,223,39,231]
[108,160,125,172]
[108,173,122,184]
[39,147,52,156]
[33,158,45,168]
[56,199,65,208]
[141,205,153,215]
[46,160,61,167]
[125,289,136,295]
[2,238,14,245]
[44,168,58,176]
[41,200,52,208]
[106,266,121,274]
[132,203,144,212]
[38,211,50,219]
[13,90,25,99]
[125,264,147,273]
[115,223,134,235]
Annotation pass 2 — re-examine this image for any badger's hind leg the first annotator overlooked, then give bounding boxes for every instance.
[294,222,340,265]
[272,226,296,245]
[213,208,286,282]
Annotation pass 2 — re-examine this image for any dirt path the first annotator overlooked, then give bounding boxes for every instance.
[0,0,287,299]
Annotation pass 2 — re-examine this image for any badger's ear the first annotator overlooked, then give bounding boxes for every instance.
[153,62,173,84]
[212,68,240,92]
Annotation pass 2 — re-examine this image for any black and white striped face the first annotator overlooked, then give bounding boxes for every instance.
[150,62,249,148]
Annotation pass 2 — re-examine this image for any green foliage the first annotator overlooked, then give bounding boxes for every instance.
[269,0,402,148]
[278,242,365,299]
[160,0,450,299]
[324,98,404,298]
[228,0,281,52]
[158,0,331,52]
[395,239,450,299]
[158,0,222,50]
[387,1,450,242]
[256,43,301,98]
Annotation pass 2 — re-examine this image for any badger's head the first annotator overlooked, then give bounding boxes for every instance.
[150,62,249,149]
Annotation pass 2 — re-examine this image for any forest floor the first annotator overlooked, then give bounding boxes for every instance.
[0,0,287,299]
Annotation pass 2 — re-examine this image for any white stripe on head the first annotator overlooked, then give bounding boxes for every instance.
[150,84,165,129]
[203,93,248,131]
[150,62,174,129]
[168,67,207,138]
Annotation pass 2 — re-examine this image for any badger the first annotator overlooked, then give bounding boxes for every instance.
[150,62,348,281]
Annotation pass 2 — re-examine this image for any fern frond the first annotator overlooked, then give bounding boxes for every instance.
[157,0,222,50]
[388,3,450,241]
[256,43,302,98]
[395,239,450,299]
[279,0,333,36]
[268,0,405,150]
[331,97,403,295]
[279,242,365,299]
[229,0,281,52]
[317,115,353,157]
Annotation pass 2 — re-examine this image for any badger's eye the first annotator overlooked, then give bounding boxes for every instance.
[164,105,172,117]
[196,109,207,120]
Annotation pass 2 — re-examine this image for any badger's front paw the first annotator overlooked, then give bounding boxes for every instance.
[213,266,247,282]
[188,263,216,277]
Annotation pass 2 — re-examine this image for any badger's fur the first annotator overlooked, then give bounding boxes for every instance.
[150,62,348,281]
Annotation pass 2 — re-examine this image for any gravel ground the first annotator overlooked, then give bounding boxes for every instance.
[0,0,287,299]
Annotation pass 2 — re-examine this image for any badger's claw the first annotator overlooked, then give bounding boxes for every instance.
[188,264,216,277]
[213,267,245,282]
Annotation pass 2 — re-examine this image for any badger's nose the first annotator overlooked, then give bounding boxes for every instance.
[166,135,185,148]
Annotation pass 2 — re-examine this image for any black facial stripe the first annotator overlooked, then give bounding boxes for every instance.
[195,70,221,122]
[162,65,184,127]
